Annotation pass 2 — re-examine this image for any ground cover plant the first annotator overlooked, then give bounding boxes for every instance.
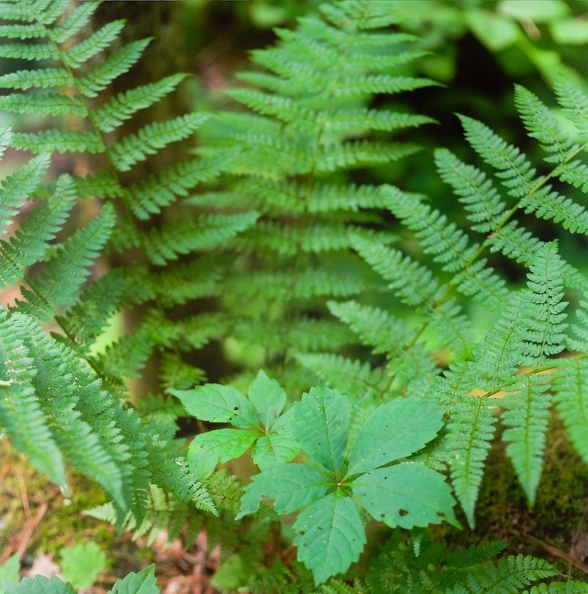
[0,0,588,591]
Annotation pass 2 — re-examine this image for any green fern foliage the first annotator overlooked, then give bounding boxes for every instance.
[200,0,437,392]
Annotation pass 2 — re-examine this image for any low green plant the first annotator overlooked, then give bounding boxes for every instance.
[60,542,106,590]
[1,0,588,591]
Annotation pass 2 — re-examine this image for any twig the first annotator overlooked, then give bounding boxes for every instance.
[526,534,588,575]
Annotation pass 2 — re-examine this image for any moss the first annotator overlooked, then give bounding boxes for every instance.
[441,412,588,580]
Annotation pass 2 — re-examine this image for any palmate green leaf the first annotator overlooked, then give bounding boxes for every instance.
[251,410,300,470]
[347,398,443,477]
[237,463,328,518]
[171,384,258,429]
[291,385,350,475]
[188,429,258,479]
[5,576,75,594]
[293,492,365,586]
[109,566,160,594]
[351,463,459,529]
[248,369,287,430]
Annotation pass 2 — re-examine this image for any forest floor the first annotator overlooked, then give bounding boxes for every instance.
[1,413,588,592]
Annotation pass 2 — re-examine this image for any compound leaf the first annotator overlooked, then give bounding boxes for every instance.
[293,492,365,585]
[237,463,327,519]
[291,385,350,475]
[248,369,287,430]
[347,397,443,476]
[351,463,459,529]
[188,428,258,479]
[109,565,160,594]
[171,384,258,429]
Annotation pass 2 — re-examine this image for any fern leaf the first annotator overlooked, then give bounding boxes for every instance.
[501,375,551,505]
[59,269,126,350]
[11,129,104,154]
[0,23,46,39]
[94,73,188,133]
[34,0,70,26]
[382,185,508,308]
[552,358,588,463]
[520,241,568,362]
[16,202,116,319]
[514,84,575,163]
[0,41,58,61]
[129,152,233,220]
[0,310,67,488]
[0,152,49,238]
[76,39,151,98]
[456,554,558,593]
[352,235,439,306]
[145,212,258,266]
[0,67,72,90]
[447,394,497,528]
[553,74,588,136]
[1,174,76,287]
[459,114,588,233]
[296,352,387,399]
[108,113,208,172]
[435,148,506,234]
[49,1,101,44]
[10,312,131,513]
[63,19,126,68]
[0,92,88,116]
[327,299,411,355]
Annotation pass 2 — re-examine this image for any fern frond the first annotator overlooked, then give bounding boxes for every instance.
[552,358,588,463]
[553,74,588,136]
[108,113,208,172]
[145,212,258,266]
[94,73,188,133]
[353,235,438,306]
[501,375,551,505]
[0,23,46,39]
[381,185,508,308]
[327,299,411,355]
[447,394,498,528]
[0,66,72,90]
[0,41,57,60]
[129,151,234,220]
[16,202,116,320]
[435,148,506,234]
[62,19,126,68]
[459,114,588,234]
[49,1,100,44]
[520,241,568,363]
[76,38,151,98]
[296,352,387,400]
[0,151,49,239]
[0,310,67,489]
[0,174,76,287]
[11,129,104,154]
[10,312,133,514]
[0,92,88,116]
[514,84,576,164]
[451,554,557,593]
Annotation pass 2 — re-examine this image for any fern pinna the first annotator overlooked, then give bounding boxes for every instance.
[308,78,588,529]
[0,0,256,525]
[199,0,437,393]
